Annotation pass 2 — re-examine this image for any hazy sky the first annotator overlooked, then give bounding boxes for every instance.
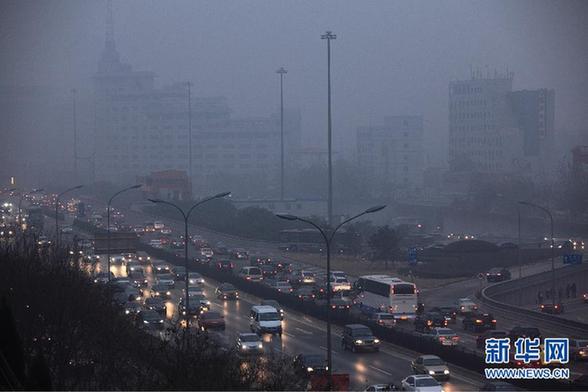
[2,0,587,163]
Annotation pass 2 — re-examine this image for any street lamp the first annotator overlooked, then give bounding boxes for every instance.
[276,67,287,200]
[149,191,231,331]
[107,184,142,280]
[18,188,44,227]
[276,205,386,387]
[321,30,336,226]
[518,201,555,305]
[55,185,83,249]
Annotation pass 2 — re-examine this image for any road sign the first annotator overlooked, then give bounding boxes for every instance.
[408,247,418,265]
[563,254,583,265]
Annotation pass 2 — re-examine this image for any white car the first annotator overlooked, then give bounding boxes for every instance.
[236,332,263,354]
[188,272,205,286]
[200,247,214,258]
[330,276,352,292]
[153,221,165,230]
[269,280,293,293]
[428,327,459,346]
[400,375,443,392]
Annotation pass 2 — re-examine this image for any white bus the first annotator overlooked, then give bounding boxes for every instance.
[355,275,418,320]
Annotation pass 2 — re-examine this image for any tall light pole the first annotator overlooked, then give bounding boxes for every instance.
[519,201,555,305]
[149,191,231,331]
[277,205,386,388]
[107,184,142,280]
[186,82,193,193]
[276,67,287,200]
[321,31,336,226]
[72,88,78,183]
[55,185,83,249]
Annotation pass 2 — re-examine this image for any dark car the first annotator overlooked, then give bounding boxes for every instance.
[476,329,508,349]
[429,306,458,324]
[341,324,380,352]
[250,256,273,266]
[330,297,352,311]
[274,261,293,273]
[569,339,588,361]
[508,326,541,342]
[198,311,225,331]
[259,264,277,279]
[215,283,239,300]
[295,286,316,301]
[485,268,511,283]
[414,312,447,332]
[144,297,167,315]
[150,284,172,299]
[539,303,564,314]
[293,354,328,375]
[178,298,201,319]
[462,312,496,332]
[138,309,165,330]
[216,259,234,271]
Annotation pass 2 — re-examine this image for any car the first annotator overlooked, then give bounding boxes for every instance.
[583,292,588,303]
[329,271,352,291]
[364,384,397,391]
[260,299,284,320]
[429,306,457,324]
[428,327,459,346]
[185,286,205,298]
[250,255,273,266]
[249,305,282,335]
[177,298,202,319]
[238,266,263,282]
[269,280,293,293]
[539,303,564,314]
[155,273,175,288]
[190,294,211,313]
[569,339,588,361]
[294,270,316,285]
[295,286,316,301]
[341,324,380,352]
[198,311,225,331]
[188,272,205,286]
[414,312,447,332]
[330,296,352,311]
[60,225,73,234]
[508,326,541,341]
[462,312,496,332]
[152,260,171,273]
[160,227,172,235]
[144,297,167,315]
[123,301,143,316]
[138,309,165,330]
[236,332,263,354]
[173,265,187,281]
[274,261,293,273]
[200,247,214,258]
[133,225,145,234]
[400,375,442,392]
[293,354,328,375]
[476,330,508,349]
[136,251,151,264]
[232,248,249,259]
[456,298,478,314]
[153,221,165,230]
[128,271,148,288]
[411,355,450,381]
[259,264,277,279]
[485,268,511,282]
[37,235,52,247]
[368,312,397,328]
[216,259,234,271]
[92,271,113,284]
[126,260,143,273]
[110,255,125,265]
[150,284,172,299]
[215,283,239,300]
[479,381,518,391]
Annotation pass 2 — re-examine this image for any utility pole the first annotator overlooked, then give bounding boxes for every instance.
[72,88,78,182]
[321,31,336,226]
[276,67,287,200]
[186,81,192,194]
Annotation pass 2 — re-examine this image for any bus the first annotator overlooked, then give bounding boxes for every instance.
[355,275,418,321]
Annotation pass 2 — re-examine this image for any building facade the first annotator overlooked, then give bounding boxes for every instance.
[357,115,425,194]
[93,24,300,199]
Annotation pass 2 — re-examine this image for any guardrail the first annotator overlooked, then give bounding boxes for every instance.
[73,219,578,390]
[478,265,588,336]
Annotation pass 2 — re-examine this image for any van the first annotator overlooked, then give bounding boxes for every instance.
[249,305,282,335]
[239,266,263,282]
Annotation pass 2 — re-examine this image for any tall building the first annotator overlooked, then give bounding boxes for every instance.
[448,73,554,177]
[93,4,300,198]
[357,115,425,194]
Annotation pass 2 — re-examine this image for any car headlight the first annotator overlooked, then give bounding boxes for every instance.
[143,320,149,324]
[307,367,314,372]
[429,370,435,375]
[258,343,263,349]
[444,369,450,375]
[374,338,380,343]
[355,339,363,344]
[242,344,247,350]
[125,310,130,314]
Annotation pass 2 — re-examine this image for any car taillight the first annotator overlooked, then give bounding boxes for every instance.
[492,319,497,323]
[452,336,459,341]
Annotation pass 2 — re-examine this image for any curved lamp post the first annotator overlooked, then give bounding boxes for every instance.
[55,185,83,249]
[149,191,231,330]
[276,205,386,387]
[107,184,142,280]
